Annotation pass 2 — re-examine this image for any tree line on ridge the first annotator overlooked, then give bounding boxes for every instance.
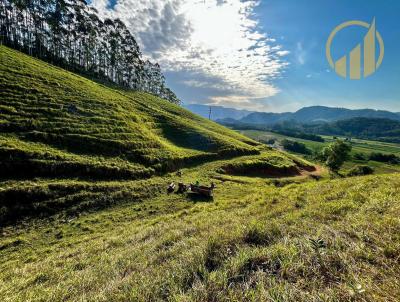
[0,0,180,104]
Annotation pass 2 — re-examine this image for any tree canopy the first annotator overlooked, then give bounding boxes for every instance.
[0,0,180,104]
[321,140,352,172]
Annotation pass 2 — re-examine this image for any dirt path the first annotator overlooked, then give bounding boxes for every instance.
[300,165,325,178]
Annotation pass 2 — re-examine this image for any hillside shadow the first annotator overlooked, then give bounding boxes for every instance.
[185,193,214,203]
[156,115,217,152]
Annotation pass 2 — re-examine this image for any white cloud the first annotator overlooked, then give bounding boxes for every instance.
[276,50,290,56]
[91,0,289,109]
[182,79,228,91]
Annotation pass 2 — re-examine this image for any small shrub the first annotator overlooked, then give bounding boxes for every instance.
[347,165,374,177]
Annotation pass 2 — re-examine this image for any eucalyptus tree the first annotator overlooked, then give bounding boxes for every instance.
[0,0,180,104]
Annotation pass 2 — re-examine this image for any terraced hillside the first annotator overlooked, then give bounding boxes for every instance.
[0,45,258,181]
[1,46,315,224]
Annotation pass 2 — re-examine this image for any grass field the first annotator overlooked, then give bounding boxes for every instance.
[1,159,399,301]
[239,130,400,175]
[1,46,400,301]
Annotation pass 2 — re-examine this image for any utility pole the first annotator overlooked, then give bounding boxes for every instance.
[208,106,212,120]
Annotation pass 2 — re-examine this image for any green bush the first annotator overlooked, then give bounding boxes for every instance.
[369,152,399,164]
[347,165,374,177]
[353,152,367,161]
[281,139,311,155]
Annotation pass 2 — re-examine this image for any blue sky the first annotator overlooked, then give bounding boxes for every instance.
[91,0,400,112]
[254,0,400,112]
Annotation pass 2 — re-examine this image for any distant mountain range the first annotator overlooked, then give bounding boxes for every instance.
[241,106,400,125]
[185,104,400,124]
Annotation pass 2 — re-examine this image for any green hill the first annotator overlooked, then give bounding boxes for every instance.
[0,46,311,223]
[0,45,259,181]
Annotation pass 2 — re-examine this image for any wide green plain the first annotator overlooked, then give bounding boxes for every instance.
[239,129,400,174]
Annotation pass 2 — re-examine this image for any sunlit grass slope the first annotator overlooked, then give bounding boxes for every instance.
[1,169,399,301]
[1,46,321,224]
[219,151,315,177]
[0,45,259,181]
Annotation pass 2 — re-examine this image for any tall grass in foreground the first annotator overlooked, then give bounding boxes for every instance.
[1,172,399,301]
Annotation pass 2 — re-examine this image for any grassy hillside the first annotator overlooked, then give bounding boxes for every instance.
[0,45,258,181]
[1,161,399,301]
[1,46,318,224]
[219,151,315,177]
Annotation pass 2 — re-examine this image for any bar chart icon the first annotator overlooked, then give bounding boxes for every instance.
[326,19,384,79]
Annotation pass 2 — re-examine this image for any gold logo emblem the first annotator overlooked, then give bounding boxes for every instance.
[326,18,384,79]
